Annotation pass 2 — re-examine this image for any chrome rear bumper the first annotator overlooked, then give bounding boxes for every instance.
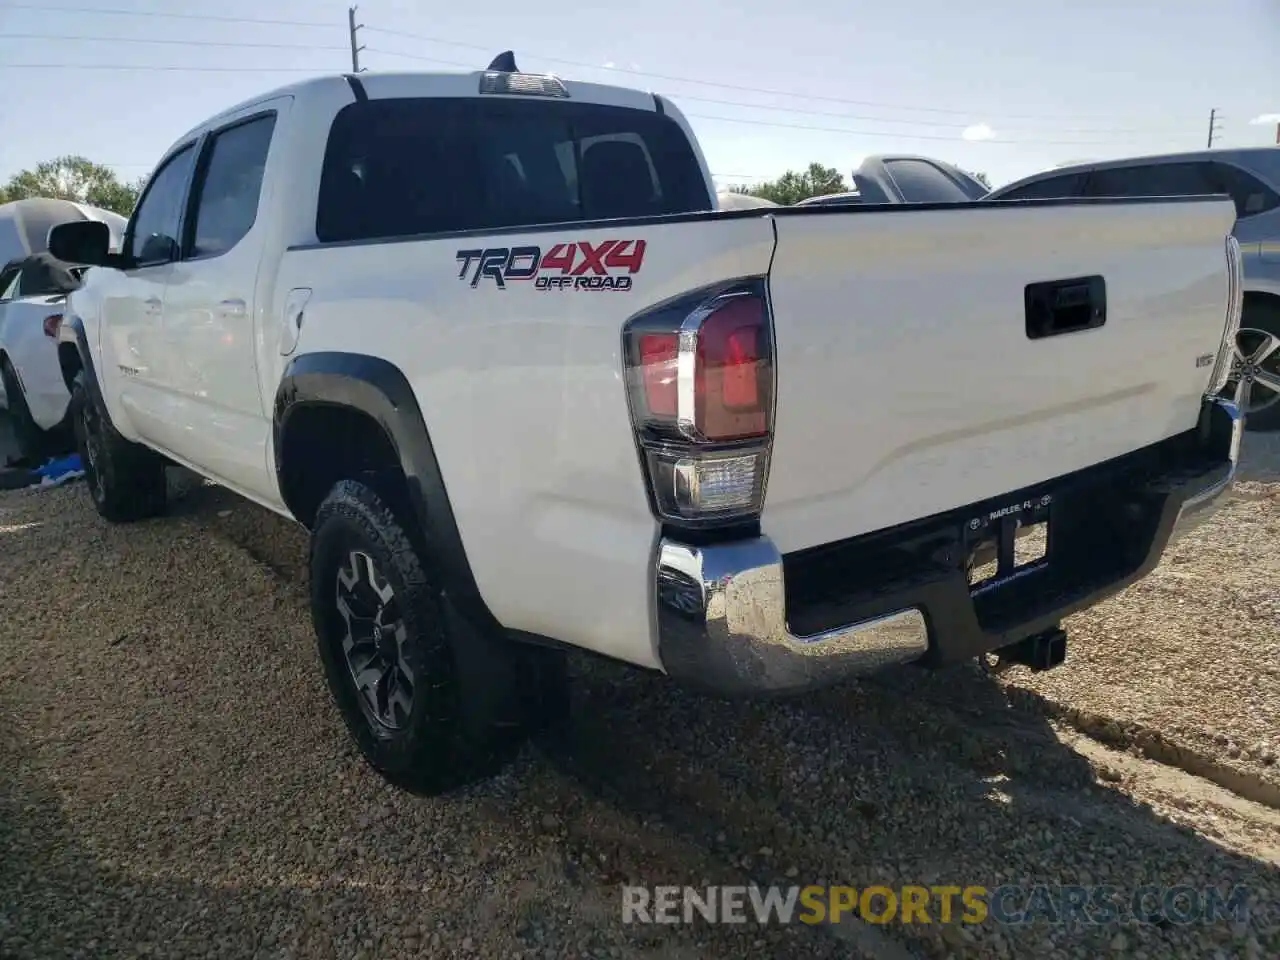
[653,395,1241,696]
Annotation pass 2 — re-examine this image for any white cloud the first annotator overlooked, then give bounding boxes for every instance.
[1249,113,1280,125]
[962,123,996,142]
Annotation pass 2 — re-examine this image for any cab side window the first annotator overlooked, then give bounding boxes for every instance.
[188,114,277,259]
[1084,162,1219,198]
[128,143,197,265]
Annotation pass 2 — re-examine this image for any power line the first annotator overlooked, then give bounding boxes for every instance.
[673,111,1135,147]
[0,10,1199,148]
[0,57,1139,146]
[0,2,335,29]
[360,24,1190,127]
[637,90,1160,137]
[0,57,1157,147]
[0,32,348,52]
[361,44,1152,140]
[0,28,1192,140]
[0,63,333,73]
[0,2,1197,130]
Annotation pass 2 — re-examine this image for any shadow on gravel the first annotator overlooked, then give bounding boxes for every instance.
[8,468,1278,960]
[1237,430,1280,484]
[541,655,1280,959]
[0,486,818,960]
[0,706,537,960]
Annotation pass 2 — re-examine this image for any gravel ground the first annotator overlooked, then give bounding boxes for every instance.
[999,430,1280,802]
[2,448,1279,959]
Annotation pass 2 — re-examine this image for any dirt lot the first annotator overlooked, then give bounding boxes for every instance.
[2,437,1279,959]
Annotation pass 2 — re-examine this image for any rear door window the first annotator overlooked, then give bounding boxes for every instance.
[188,113,277,258]
[316,97,711,243]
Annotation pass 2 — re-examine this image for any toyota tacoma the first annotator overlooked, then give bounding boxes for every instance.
[47,57,1245,794]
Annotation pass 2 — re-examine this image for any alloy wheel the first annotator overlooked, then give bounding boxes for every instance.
[1228,327,1280,416]
[335,550,415,731]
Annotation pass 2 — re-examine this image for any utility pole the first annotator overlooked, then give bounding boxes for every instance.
[1206,108,1223,149]
[347,6,366,73]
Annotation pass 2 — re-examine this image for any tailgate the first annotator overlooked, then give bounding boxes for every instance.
[762,198,1237,553]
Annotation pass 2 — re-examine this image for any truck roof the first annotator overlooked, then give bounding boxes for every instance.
[993,146,1280,196]
[174,69,664,147]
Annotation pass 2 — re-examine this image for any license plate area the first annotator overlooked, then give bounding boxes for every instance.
[965,495,1053,595]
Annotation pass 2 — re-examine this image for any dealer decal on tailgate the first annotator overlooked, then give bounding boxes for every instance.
[456,240,646,291]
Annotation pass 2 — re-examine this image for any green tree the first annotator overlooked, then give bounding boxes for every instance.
[1,155,144,216]
[958,167,992,190]
[732,162,848,205]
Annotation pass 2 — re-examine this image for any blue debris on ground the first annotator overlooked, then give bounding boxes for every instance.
[0,453,83,490]
[34,453,84,487]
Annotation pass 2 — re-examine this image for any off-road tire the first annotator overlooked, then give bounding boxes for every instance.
[69,372,167,521]
[1,358,49,465]
[310,478,568,795]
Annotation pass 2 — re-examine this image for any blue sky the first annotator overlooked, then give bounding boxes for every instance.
[1,0,1278,192]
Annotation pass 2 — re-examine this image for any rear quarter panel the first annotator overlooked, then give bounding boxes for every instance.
[275,215,776,667]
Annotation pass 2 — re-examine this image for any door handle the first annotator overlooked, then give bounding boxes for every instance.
[217,298,247,318]
[143,297,161,315]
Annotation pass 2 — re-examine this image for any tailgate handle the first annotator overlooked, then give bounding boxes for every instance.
[1025,275,1106,340]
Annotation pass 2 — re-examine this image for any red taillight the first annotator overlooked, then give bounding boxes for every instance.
[43,314,62,338]
[623,282,774,527]
[638,333,679,418]
[695,296,768,440]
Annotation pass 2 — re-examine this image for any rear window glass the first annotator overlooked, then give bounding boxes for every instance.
[316,97,711,242]
[882,159,973,203]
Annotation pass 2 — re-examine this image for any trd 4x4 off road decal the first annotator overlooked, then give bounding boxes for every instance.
[456,240,646,291]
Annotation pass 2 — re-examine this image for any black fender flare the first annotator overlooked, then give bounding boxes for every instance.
[57,314,113,427]
[273,351,500,633]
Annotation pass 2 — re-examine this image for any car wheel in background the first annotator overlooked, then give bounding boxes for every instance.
[69,372,168,521]
[1230,299,1280,433]
[1,357,50,465]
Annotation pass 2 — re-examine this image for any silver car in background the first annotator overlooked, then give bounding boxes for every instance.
[987,148,1280,431]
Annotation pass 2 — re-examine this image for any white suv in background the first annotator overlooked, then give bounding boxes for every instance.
[988,148,1280,431]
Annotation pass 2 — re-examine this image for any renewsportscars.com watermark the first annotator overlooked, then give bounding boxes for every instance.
[622,884,1254,927]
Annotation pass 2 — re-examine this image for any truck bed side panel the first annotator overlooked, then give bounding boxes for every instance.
[275,216,776,668]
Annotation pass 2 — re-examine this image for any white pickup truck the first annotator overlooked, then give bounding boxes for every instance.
[48,60,1245,796]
